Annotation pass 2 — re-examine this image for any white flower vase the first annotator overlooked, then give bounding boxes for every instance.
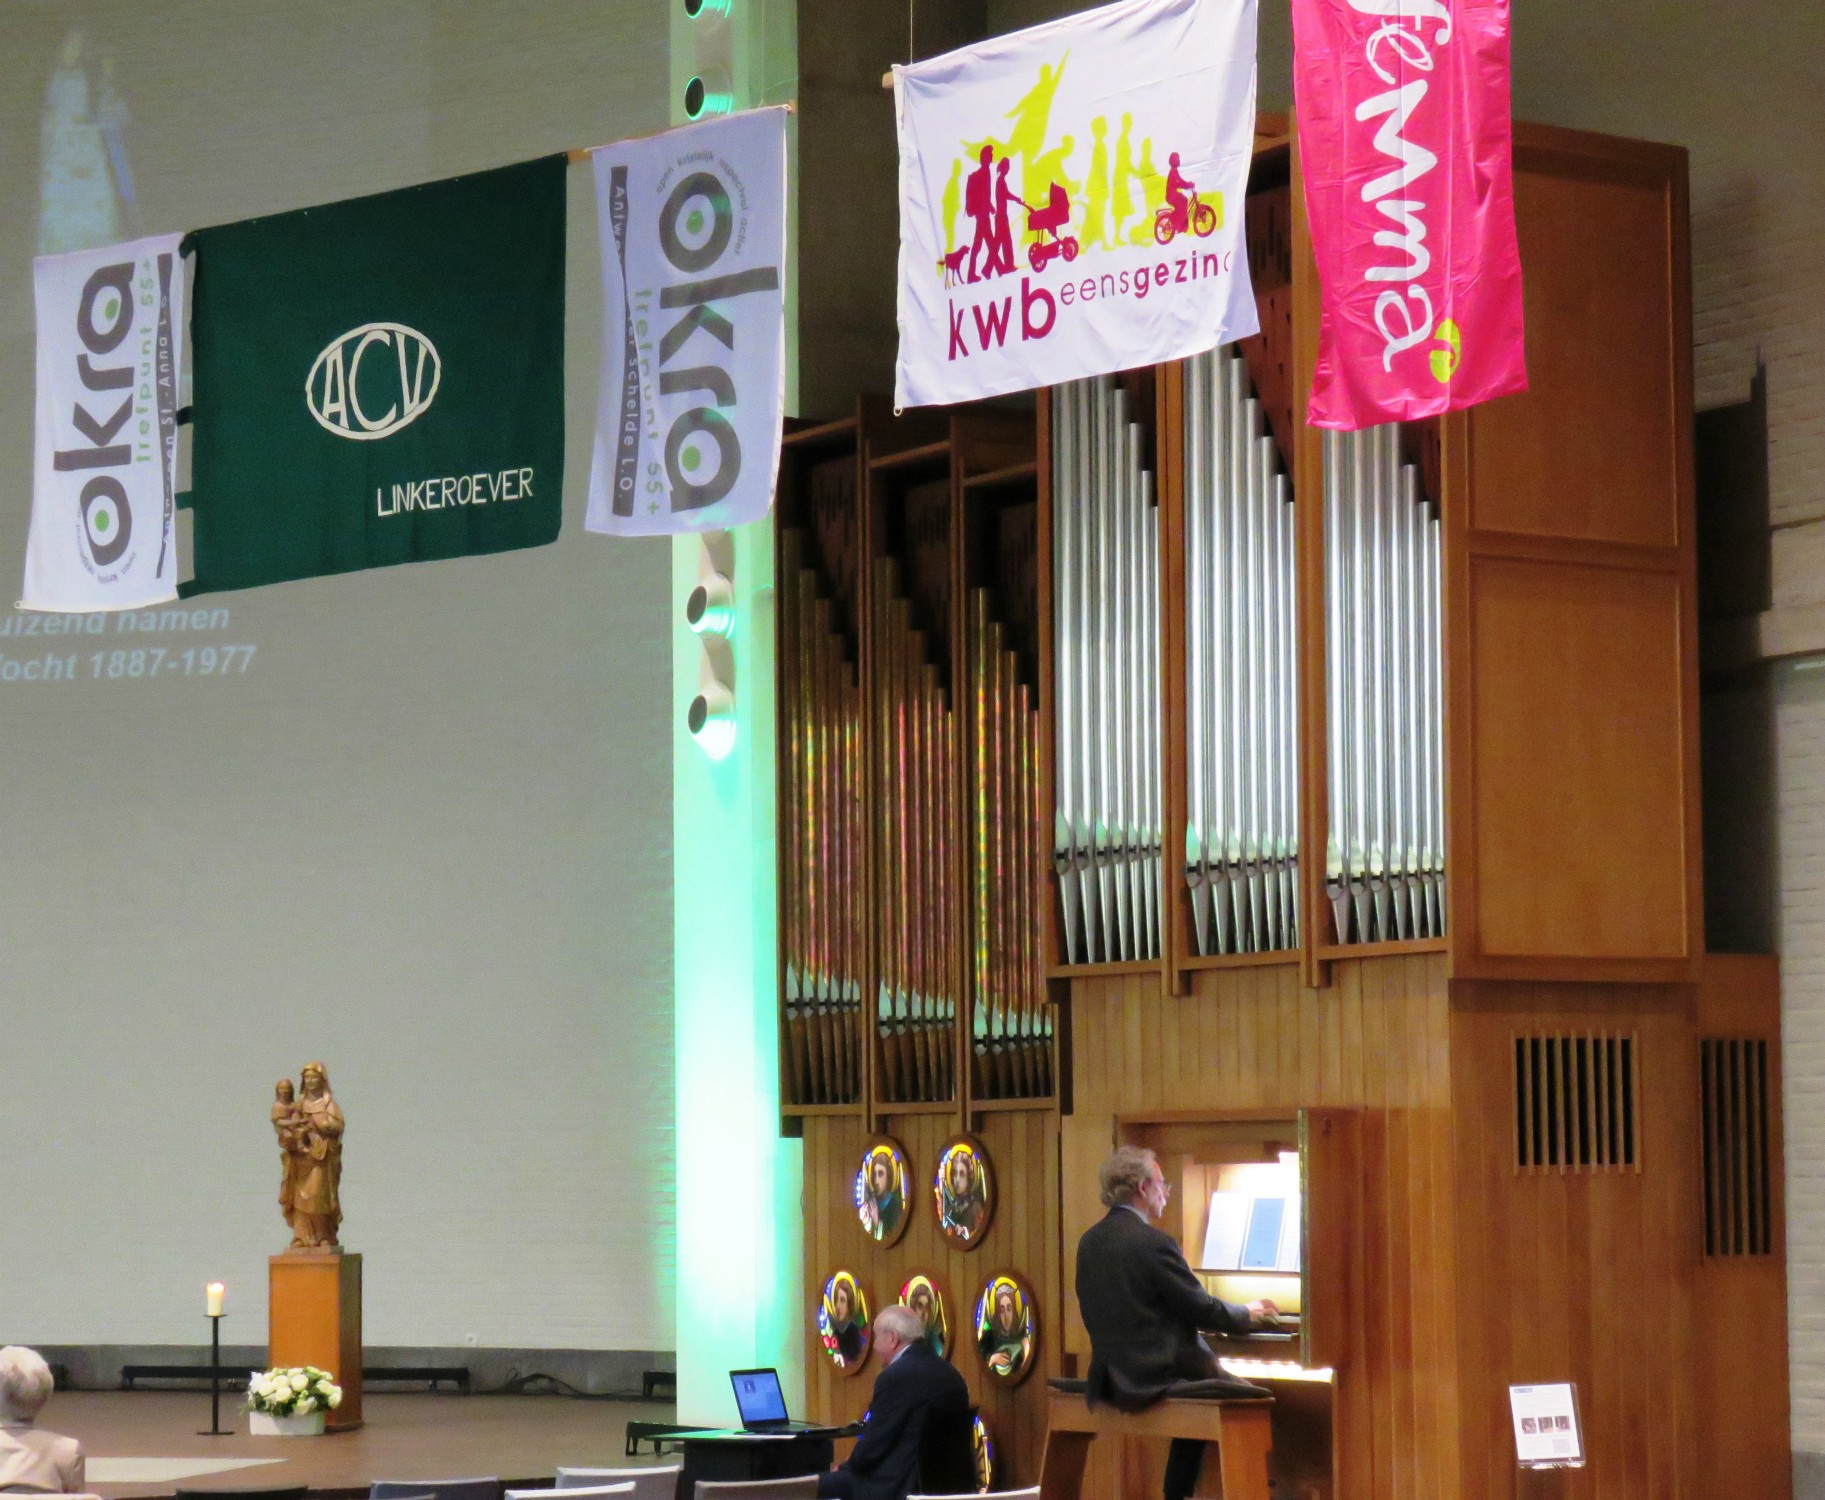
[249,1410,326,1437]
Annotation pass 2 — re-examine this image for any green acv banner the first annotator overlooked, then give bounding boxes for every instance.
[184,155,567,595]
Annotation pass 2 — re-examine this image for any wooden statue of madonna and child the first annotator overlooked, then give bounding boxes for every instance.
[271,1062,345,1250]
[266,1062,363,1429]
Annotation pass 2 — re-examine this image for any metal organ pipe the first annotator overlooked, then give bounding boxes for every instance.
[1053,386,1081,963]
[1051,362,1447,968]
[968,581,1047,1098]
[1322,424,1445,943]
[1075,382,1101,966]
[1050,377,1162,965]
[1178,346,1299,956]
[777,527,866,1106]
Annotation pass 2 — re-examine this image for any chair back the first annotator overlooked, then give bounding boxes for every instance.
[507,1487,632,1500]
[175,1489,308,1500]
[914,1403,979,1495]
[691,1479,819,1500]
[556,1469,680,1500]
[371,1478,502,1500]
[911,1491,1040,1500]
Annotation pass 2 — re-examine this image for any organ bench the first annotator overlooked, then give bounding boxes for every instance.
[1038,1385,1273,1500]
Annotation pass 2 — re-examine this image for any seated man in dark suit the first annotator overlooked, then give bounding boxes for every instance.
[1075,1146,1278,1500]
[818,1304,971,1500]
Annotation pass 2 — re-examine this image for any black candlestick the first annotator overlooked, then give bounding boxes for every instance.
[199,1312,227,1436]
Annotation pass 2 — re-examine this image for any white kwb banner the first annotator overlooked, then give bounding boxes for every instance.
[23,233,186,611]
[893,0,1259,408]
[586,108,788,536]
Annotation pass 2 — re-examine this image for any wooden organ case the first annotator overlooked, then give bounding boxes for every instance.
[777,397,1064,1471]
[775,118,1789,1499]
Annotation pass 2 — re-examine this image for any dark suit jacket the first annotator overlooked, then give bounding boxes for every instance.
[839,1340,971,1500]
[1075,1205,1255,1411]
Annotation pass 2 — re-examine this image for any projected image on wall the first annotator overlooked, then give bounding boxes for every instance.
[39,29,135,257]
[0,1,676,1361]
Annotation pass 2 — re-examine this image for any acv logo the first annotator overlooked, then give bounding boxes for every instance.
[306,322,441,440]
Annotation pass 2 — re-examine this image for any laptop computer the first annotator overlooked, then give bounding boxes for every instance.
[729,1367,850,1435]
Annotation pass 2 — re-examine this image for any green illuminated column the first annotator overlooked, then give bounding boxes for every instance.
[671,0,802,1429]
[672,522,802,1426]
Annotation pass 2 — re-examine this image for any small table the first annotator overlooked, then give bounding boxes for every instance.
[1039,1388,1273,1500]
[674,1430,837,1500]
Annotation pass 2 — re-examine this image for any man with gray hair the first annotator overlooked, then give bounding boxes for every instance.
[1075,1146,1277,1500]
[0,1346,84,1494]
[816,1303,970,1500]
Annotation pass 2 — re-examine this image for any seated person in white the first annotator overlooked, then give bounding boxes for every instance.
[0,1347,84,1494]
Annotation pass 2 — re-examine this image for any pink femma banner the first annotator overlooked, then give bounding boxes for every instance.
[1292,0,1527,429]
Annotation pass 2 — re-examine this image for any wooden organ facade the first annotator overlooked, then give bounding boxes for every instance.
[775,117,1789,1499]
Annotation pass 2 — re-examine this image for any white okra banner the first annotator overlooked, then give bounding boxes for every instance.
[24,233,186,611]
[586,107,788,537]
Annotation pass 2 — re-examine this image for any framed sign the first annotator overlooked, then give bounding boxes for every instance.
[856,1137,911,1247]
[1509,1383,1584,1469]
[974,1270,1038,1385]
[935,1134,994,1247]
[817,1269,872,1376]
[899,1270,951,1360]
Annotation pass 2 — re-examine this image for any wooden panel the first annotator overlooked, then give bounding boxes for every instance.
[1159,361,1193,992]
[800,1109,1060,1491]
[1058,1113,1113,1361]
[1443,126,1703,983]
[1449,980,1698,1500]
[1288,112,1331,989]
[1693,954,1791,1500]
[1465,146,1681,551]
[1065,955,1458,1500]
[1301,1109,1357,1372]
[268,1251,363,1430]
[1463,558,1691,963]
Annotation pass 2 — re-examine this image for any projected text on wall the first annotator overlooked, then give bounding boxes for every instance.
[0,604,256,686]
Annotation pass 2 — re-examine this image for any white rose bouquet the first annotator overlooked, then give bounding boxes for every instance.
[245,1366,343,1416]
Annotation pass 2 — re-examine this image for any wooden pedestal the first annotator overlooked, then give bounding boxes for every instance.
[269,1251,362,1430]
[1039,1390,1272,1500]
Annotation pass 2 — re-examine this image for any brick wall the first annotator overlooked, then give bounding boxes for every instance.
[1682,96,1825,1498]
[1780,667,1825,1471]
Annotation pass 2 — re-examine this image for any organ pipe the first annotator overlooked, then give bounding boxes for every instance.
[871,564,960,1103]
[1323,425,1445,944]
[1182,346,1299,956]
[779,527,863,1104]
[1051,377,1164,966]
[970,587,1051,1099]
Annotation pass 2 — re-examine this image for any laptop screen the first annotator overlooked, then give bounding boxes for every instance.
[730,1368,790,1426]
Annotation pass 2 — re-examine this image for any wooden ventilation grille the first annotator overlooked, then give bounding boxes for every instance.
[1701,1038,1773,1256]
[1513,1034,1639,1172]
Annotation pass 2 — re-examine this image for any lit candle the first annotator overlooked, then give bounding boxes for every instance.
[206,1282,225,1318]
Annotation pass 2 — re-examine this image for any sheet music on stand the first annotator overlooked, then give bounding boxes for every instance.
[1509,1383,1585,1469]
